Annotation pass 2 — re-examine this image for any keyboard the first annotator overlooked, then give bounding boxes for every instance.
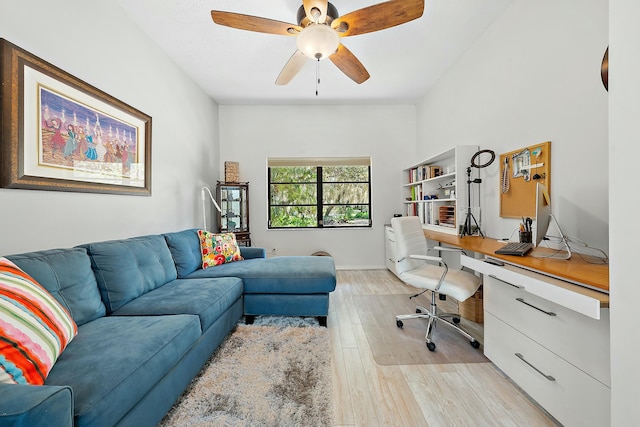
[494,242,533,256]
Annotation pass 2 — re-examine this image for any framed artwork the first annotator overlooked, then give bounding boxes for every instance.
[0,39,152,195]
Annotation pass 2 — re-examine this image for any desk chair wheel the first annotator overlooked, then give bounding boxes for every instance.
[396,320,404,328]
[427,342,436,352]
[416,308,422,314]
[453,317,461,324]
[470,340,480,349]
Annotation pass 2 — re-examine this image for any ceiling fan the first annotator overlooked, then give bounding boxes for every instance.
[210,0,425,85]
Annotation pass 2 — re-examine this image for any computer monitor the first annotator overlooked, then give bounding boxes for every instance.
[532,182,571,259]
[533,183,551,247]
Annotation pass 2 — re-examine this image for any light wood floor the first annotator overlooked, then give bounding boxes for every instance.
[329,269,559,427]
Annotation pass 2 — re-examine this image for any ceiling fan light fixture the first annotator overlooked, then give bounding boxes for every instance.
[296,24,339,60]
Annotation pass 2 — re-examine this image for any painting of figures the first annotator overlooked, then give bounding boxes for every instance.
[39,87,140,180]
[1,38,151,195]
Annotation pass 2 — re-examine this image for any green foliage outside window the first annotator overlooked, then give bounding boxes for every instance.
[268,164,371,228]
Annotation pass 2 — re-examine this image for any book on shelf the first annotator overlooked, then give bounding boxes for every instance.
[408,165,443,183]
[410,185,423,201]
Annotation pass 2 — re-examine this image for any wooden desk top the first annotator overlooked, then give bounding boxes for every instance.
[423,230,609,293]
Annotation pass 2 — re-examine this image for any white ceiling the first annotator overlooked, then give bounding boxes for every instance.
[115,0,513,105]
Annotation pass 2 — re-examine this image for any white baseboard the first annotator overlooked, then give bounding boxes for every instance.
[335,265,387,270]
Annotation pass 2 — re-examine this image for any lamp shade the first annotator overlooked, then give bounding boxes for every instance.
[296,24,339,60]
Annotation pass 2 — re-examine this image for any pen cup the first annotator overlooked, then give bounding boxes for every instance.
[519,231,532,244]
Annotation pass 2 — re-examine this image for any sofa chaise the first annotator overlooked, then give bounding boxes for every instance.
[0,229,336,426]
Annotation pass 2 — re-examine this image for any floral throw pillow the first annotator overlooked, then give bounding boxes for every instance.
[198,230,244,269]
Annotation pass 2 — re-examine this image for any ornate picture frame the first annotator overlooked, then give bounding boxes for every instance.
[0,39,152,195]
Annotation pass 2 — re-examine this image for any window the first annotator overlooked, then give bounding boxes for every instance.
[268,157,372,228]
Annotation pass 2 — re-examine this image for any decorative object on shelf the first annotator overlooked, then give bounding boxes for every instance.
[460,149,495,238]
[201,186,222,231]
[216,181,251,246]
[0,39,152,195]
[224,161,239,182]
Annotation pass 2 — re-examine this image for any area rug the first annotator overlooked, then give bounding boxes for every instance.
[354,294,488,365]
[159,317,333,426]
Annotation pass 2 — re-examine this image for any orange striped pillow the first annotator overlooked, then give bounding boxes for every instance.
[0,257,78,385]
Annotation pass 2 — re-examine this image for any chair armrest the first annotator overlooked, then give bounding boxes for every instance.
[240,247,266,259]
[409,254,443,263]
[432,246,468,256]
[432,246,462,253]
[0,383,73,426]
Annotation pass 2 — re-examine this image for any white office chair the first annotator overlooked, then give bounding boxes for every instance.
[391,216,482,352]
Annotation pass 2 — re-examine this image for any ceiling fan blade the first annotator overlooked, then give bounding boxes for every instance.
[211,11,301,36]
[329,44,370,84]
[276,50,308,85]
[303,0,328,23]
[331,0,424,37]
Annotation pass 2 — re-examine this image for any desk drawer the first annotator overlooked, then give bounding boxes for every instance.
[485,275,610,386]
[461,255,603,319]
[385,226,399,276]
[485,313,610,427]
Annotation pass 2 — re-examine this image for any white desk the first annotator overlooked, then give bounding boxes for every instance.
[402,230,611,426]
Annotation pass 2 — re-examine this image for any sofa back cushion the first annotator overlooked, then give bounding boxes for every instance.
[79,235,178,313]
[163,229,202,278]
[7,248,106,326]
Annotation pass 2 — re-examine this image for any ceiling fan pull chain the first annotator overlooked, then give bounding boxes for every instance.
[316,59,320,96]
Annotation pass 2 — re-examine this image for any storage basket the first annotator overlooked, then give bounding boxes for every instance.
[224,161,239,182]
[459,286,483,323]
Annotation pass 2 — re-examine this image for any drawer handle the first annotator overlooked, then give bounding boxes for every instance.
[515,353,556,382]
[516,297,557,316]
[488,274,524,289]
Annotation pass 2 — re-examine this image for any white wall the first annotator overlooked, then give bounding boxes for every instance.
[609,1,640,425]
[219,105,415,268]
[0,0,219,254]
[416,0,609,253]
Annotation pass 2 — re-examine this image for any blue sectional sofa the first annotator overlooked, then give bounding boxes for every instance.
[0,229,336,426]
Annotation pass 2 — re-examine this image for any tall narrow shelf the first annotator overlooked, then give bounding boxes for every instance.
[216,181,251,246]
[403,145,479,235]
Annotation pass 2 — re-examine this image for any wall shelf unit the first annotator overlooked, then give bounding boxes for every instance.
[403,145,479,235]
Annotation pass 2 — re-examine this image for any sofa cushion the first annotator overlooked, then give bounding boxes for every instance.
[185,256,337,294]
[198,230,243,268]
[6,248,105,326]
[164,229,265,278]
[0,258,77,385]
[164,229,202,278]
[45,314,201,427]
[112,277,243,331]
[78,235,178,313]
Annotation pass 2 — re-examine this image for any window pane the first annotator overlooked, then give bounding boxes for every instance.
[268,159,371,229]
[323,166,368,182]
[323,205,370,226]
[323,183,369,204]
[270,206,317,228]
[270,166,316,183]
[270,183,317,205]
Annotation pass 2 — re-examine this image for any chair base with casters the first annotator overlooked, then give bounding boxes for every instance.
[389,216,482,352]
[395,289,480,352]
